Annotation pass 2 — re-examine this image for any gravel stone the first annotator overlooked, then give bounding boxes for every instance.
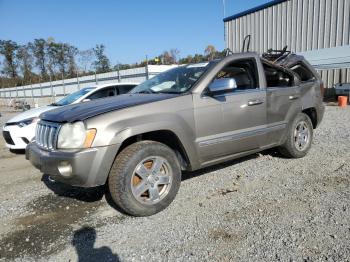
[0,106,349,261]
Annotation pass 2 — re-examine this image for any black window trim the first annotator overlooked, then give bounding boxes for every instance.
[87,86,117,100]
[290,62,316,83]
[204,57,261,96]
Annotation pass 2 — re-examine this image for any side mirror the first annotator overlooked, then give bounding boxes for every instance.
[82,98,91,102]
[208,78,237,94]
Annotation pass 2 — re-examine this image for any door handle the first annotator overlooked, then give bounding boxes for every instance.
[248,99,264,106]
[289,95,300,100]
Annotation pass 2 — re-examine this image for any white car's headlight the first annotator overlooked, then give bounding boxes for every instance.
[18,117,39,127]
[57,121,96,149]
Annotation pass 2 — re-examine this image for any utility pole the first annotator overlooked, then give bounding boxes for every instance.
[222,0,226,18]
[117,63,121,83]
[76,70,80,90]
[145,55,149,80]
[30,77,34,106]
[62,73,66,96]
[50,74,53,101]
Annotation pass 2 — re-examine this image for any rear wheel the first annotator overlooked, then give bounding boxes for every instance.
[279,113,313,158]
[108,141,181,216]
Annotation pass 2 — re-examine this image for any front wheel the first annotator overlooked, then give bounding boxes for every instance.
[279,113,314,158]
[108,141,181,216]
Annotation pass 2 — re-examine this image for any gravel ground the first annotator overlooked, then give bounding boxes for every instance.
[0,106,349,261]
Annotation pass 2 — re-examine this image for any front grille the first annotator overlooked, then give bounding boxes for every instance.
[35,121,60,150]
[2,131,15,145]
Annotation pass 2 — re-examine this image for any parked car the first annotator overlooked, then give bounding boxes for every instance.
[334,82,350,97]
[2,83,138,150]
[14,100,31,111]
[26,52,324,216]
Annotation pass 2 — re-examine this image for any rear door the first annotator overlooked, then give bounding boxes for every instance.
[263,62,301,146]
[194,57,267,163]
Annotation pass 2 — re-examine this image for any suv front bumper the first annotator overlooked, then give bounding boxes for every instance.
[26,142,119,187]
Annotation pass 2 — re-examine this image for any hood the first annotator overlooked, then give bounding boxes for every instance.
[6,105,56,124]
[40,93,177,123]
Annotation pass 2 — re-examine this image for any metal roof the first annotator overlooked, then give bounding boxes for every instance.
[298,45,350,70]
[223,0,288,22]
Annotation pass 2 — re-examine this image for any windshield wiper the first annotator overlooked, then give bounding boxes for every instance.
[50,103,61,106]
[157,90,181,94]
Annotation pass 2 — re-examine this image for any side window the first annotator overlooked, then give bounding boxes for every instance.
[117,85,137,94]
[87,87,116,100]
[263,63,294,88]
[290,63,315,82]
[214,59,259,91]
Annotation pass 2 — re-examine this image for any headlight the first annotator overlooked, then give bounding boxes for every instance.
[18,117,39,127]
[57,121,97,149]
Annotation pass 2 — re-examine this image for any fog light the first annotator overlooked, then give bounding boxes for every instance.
[58,161,72,177]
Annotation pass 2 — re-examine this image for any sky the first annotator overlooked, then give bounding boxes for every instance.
[0,0,270,65]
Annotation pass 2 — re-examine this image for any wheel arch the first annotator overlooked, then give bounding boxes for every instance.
[302,107,317,129]
[116,130,192,171]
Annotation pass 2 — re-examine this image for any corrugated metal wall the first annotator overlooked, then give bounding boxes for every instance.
[224,0,350,88]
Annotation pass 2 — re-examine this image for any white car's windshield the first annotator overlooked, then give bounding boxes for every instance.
[131,63,212,94]
[52,87,95,106]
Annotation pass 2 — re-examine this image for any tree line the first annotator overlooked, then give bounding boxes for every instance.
[0,38,225,88]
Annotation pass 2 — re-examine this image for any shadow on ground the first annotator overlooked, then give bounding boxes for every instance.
[41,148,283,204]
[41,174,105,202]
[182,148,282,181]
[72,226,120,262]
[9,148,26,154]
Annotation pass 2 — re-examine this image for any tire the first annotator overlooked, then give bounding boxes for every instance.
[108,141,181,216]
[279,113,314,158]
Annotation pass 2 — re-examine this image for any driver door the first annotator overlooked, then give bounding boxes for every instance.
[193,57,267,164]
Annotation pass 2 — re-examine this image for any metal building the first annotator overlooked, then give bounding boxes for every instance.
[223,0,350,89]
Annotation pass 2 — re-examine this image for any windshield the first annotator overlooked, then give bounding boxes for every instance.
[52,87,95,106]
[131,63,211,94]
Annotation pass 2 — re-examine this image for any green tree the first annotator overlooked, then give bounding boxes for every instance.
[16,44,34,83]
[93,44,110,73]
[78,49,94,73]
[67,45,78,77]
[170,48,180,63]
[204,45,217,60]
[179,55,193,64]
[32,38,48,79]
[0,40,19,78]
[46,40,59,79]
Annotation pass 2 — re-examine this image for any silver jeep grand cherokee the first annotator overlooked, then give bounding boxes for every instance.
[26,52,325,216]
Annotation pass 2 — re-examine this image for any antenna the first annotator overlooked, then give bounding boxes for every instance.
[222,0,226,18]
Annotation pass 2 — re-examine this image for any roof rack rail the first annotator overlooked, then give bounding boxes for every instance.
[225,34,252,56]
[242,35,251,52]
[262,46,290,63]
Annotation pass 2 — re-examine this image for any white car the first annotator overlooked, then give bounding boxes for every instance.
[2,82,139,150]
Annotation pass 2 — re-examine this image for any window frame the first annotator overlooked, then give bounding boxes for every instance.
[290,62,316,83]
[205,58,261,96]
[87,86,117,100]
[262,61,296,88]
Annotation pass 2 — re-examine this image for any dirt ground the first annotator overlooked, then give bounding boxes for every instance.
[0,106,349,261]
